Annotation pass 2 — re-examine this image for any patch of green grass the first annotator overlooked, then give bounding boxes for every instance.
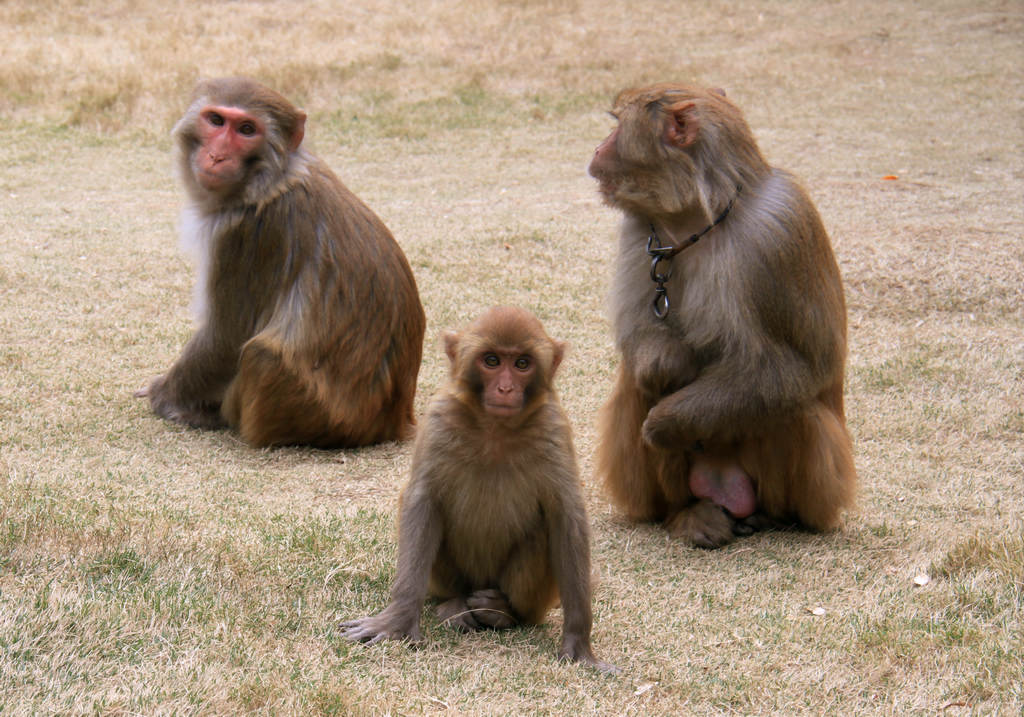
[855,346,957,394]
[315,86,619,142]
[934,529,1024,591]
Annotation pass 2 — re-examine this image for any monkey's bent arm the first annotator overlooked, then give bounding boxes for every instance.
[141,323,242,427]
[644,219,844,444]
[643,338,823,445]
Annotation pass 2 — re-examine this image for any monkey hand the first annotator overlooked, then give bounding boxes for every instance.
[559,634,621,674]
[133,375,164,399]
[340,609,421,645]
[139,374,226,429]
[641,395,699,450]
[139,375,187,420]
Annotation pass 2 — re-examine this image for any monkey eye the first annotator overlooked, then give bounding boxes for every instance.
[483,354,500,368]
[514,356,531,371]
[238,122,257,136]
[206,112,225,127]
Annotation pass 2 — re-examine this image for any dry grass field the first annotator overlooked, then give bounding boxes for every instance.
[1,1,1022,714]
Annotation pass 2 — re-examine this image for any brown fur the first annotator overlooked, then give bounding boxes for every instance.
[342,307,614,671]
[590,84,856,547]
[138,77,425,448]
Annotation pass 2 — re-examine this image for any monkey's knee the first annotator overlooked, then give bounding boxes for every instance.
[598,389,666,520]
[228,341,332,447]
[791,407,856,530]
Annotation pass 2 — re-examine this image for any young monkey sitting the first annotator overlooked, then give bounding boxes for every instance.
[342,306,615,672]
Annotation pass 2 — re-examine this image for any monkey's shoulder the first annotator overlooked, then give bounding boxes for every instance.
[743,169,831,250]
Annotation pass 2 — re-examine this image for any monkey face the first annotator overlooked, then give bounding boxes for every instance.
[476,350,536,417]
[192,105,267,194]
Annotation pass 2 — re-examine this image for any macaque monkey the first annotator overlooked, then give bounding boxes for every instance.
[589,83,856,548]
[137,77,425,448]
[343,307,614,672]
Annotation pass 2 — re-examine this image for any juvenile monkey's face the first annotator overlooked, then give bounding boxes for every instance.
[476,349,537,417]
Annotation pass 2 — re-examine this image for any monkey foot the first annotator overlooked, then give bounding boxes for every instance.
[437,590,517,631]
[465,589,517,629]
[732,512,780,536]
[666,500,735,548]
[436,598,480,631]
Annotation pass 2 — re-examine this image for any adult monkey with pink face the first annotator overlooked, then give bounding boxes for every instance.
[137,78,425,448]
[590,83,856,548]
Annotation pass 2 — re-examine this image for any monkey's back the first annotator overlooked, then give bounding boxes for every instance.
[219,156,426,446]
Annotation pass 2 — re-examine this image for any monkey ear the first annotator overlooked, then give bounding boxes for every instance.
[664,101,699,149]
[289,111,307,152]
[709,87,727,97]
[550,340,567,376]
[443,331,460,365]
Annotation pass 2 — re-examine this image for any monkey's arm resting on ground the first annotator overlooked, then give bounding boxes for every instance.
[340,604,419,645]
[138,325,241,428]
[341,478,442,645]
[546,466,619,673]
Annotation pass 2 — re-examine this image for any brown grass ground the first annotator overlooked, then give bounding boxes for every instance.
[1,1,1021,714]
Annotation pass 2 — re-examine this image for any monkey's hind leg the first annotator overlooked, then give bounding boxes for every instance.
[222,337,332,448]
[789,403,856,531]
[741,402,856,532]
[494,527,559,626]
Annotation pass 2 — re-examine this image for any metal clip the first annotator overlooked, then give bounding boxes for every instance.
[646,228,673,320]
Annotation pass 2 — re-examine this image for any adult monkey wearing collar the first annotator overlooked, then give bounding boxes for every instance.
[589,83,855,548]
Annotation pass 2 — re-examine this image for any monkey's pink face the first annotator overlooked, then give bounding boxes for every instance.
[193,105,266,193]
[477,351,536,417]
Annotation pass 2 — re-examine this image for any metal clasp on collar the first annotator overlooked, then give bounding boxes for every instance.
[646,228,674,319]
